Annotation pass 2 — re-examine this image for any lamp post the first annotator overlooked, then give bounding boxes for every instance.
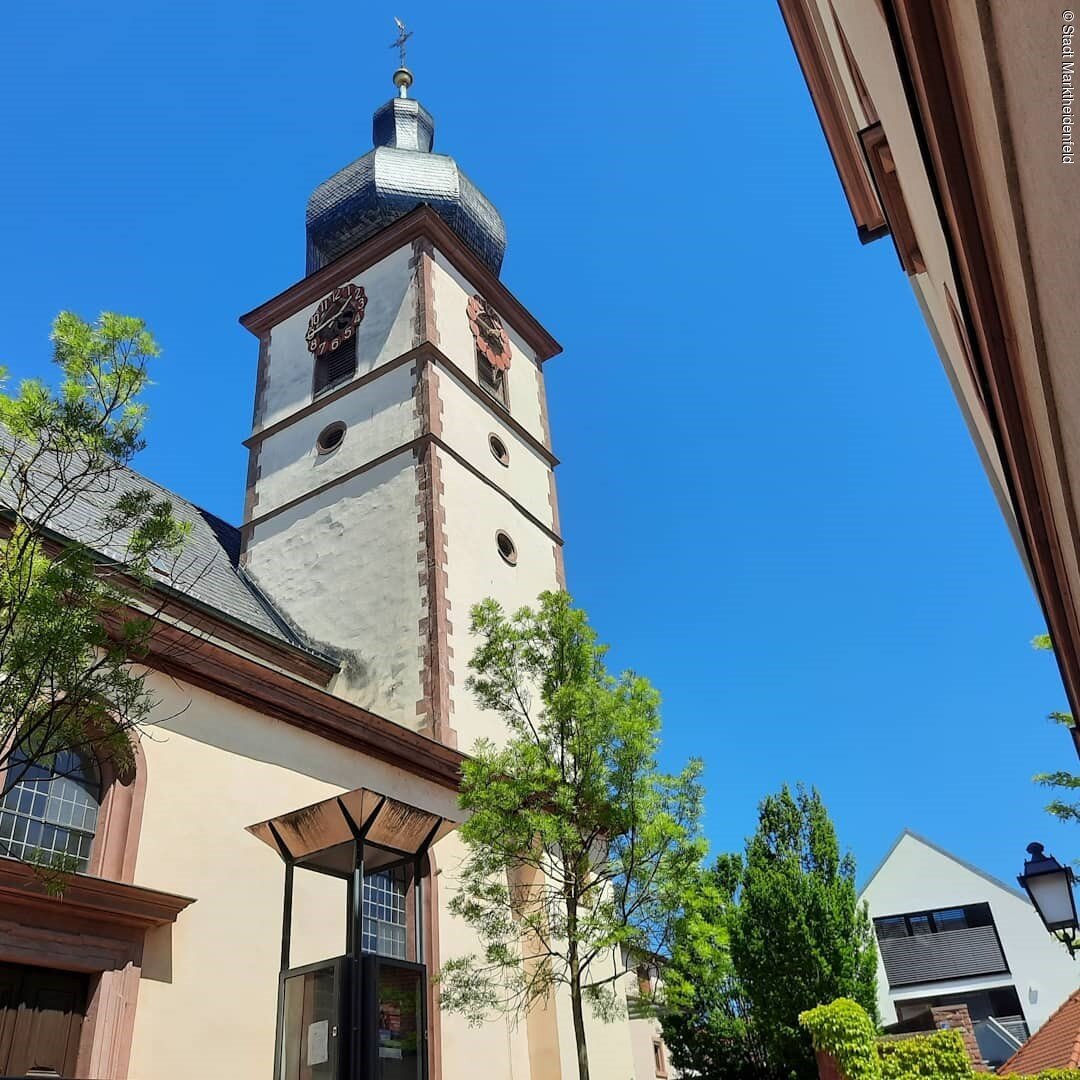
[1018,842,1080,958]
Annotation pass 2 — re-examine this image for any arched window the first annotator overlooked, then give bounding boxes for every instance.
[0,749,102,872]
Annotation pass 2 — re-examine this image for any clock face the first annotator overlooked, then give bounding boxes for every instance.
[467,295,512,371]
[306,284,368,357]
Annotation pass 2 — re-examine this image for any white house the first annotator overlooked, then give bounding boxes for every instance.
[860,831,1078,1065]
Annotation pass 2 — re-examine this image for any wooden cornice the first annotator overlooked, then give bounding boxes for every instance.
[144,619,466,790]
[777,0,889,242]
[0,856,194,929]
[239,206,563,362]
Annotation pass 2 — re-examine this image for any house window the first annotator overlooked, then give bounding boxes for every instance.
[653,1039,667,1077]
[477,352,508,408]
[314,336,357,396]
[874,903,995,940]
[908,914,932,936]
[0,749,101,872]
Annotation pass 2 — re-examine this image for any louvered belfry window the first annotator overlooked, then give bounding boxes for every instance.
[477,352,508,407]
[314,336,357,396]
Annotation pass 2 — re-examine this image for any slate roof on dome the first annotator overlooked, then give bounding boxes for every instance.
[305,80,506,276]
[0,435,323,657]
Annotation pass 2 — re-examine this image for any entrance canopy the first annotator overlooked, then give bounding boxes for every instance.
[247,787,456,877]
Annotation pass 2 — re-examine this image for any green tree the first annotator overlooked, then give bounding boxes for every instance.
[0,312,188,872]
[662,853,781,1079]
[1031,633,1080,826]
[438,591,705,1080]
[729,784,878,1080]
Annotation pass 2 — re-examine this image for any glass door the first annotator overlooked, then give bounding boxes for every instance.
[277,958,344,1080]
[368,958,426,1080]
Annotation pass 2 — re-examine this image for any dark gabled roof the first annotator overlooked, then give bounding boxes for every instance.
[0,437,330,663]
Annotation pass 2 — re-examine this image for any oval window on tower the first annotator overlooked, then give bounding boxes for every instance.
[489,433,509,466]
[316,421,347,455]
[496,531,517,566]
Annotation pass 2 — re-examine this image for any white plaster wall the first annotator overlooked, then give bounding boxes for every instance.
[437,363,555,530]
[246,455,425,725]
[429,252,548,447]
[129,673,460,1080]
[258,245,416,430]
[860,833,1079,1032]
[439,449,561,751]
[254,360,419,517]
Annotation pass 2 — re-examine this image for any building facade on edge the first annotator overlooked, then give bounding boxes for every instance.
[777,0,1080,738]
[0,65,668,1080]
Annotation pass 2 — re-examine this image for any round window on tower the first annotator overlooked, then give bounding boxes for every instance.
[489,433,509,467]
[316,421,347,455]
[496,531,517,566]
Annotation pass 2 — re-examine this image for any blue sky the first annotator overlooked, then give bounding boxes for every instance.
[0,2,1072,888]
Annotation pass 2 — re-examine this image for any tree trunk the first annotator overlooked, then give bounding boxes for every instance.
[566,893,590,1080]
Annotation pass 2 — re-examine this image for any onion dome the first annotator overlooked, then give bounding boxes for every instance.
[305,71,507,277]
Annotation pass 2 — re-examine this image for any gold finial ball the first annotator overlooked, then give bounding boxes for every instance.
[393,67,414,91]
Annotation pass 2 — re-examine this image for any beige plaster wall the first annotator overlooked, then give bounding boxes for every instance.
[257,245,416,431]
[129,672,460,1080]
[550,950,636,1080]
[246,454,425,724]
[435,832,534,1080]
[429,253,548,448]
[629,1014,666,1080]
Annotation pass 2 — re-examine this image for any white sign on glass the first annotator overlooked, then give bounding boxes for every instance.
[307,1020,329,1066]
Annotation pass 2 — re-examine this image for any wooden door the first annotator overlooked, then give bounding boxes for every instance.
[0,963,87,1078]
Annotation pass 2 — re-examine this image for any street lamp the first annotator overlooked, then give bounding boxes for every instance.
[1018,842,1080,958]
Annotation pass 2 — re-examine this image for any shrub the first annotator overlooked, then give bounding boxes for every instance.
[877,1031,969,1079]
[799,999,880,1080]
[800,998,1080,1080]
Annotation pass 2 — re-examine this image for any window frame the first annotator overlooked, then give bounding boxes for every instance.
[0,734,146,884]
[873,902,995,939]
[653,1038,667,1078]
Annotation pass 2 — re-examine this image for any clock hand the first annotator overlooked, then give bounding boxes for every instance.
[308,307,350,337]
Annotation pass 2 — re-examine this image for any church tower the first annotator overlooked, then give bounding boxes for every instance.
[238,63,564,751]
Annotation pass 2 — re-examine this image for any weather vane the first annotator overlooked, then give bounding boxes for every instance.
[390,17,413,70]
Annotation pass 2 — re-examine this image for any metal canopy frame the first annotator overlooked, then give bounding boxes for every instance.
[249,786,452,1080]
